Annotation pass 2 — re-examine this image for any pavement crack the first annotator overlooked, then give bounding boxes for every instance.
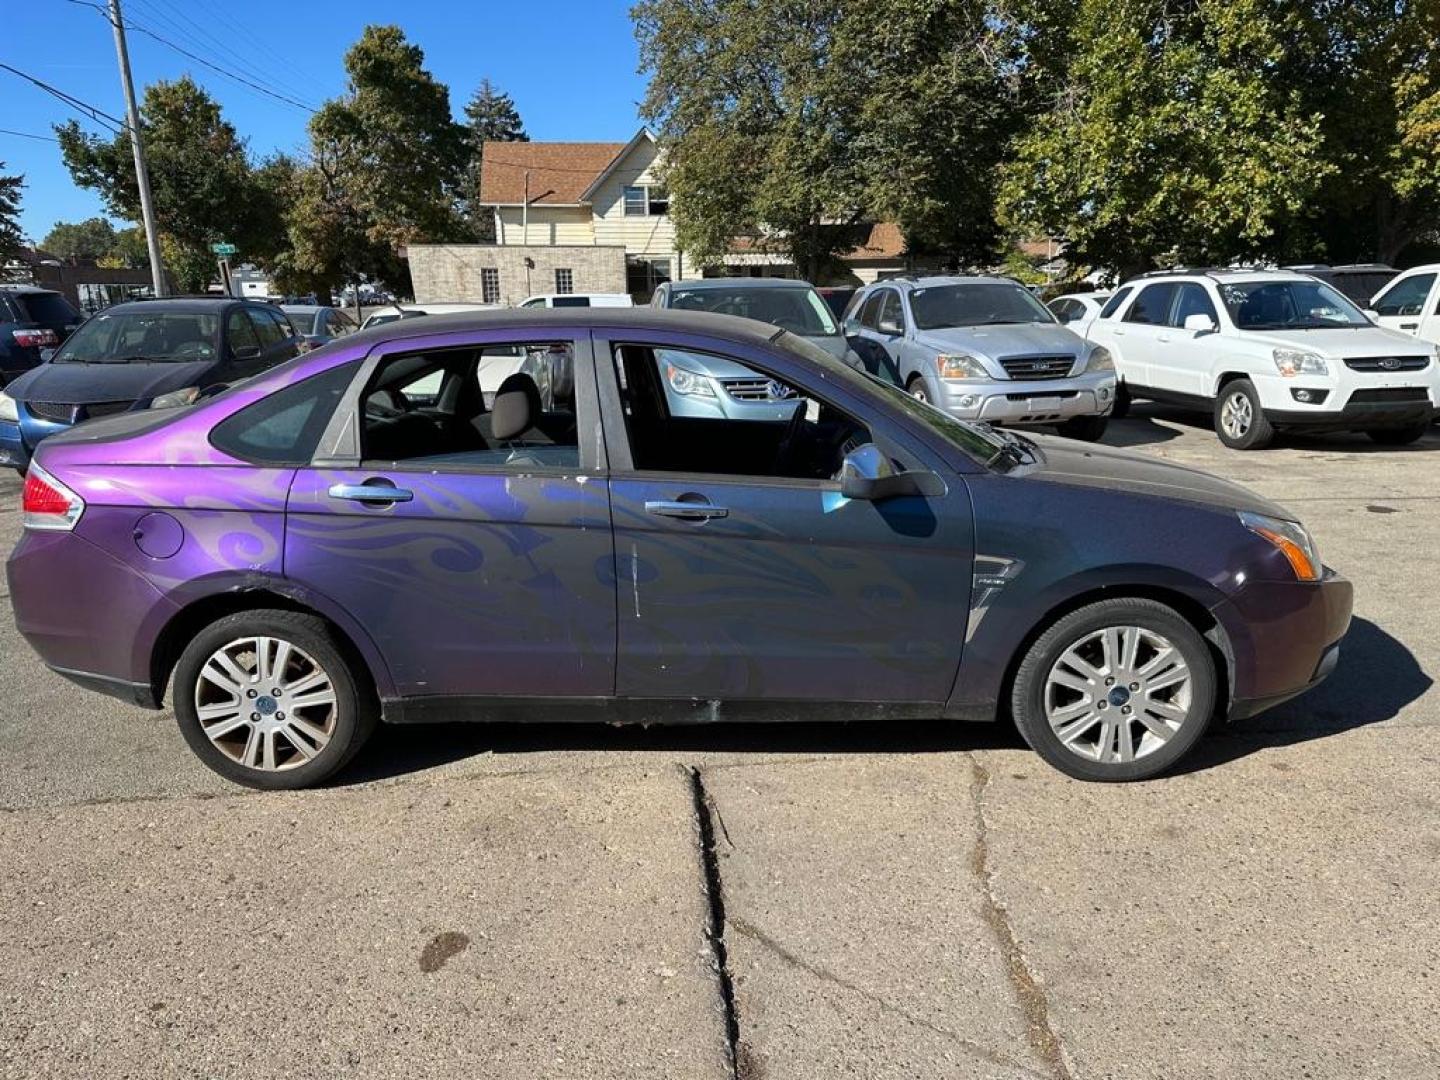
[686,765,747,1078]
[968,753,1075,1080]
[729,914,1046,1076]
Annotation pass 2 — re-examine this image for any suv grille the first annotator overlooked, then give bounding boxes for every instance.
[26,401,77,423]
[1348,388,1429,403]
[1343,356,1430,372]
[999,356,1075,380]
[719,377,795,401]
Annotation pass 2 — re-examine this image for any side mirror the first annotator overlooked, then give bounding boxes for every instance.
[1183,313,1217,334]
[1363,308,1380,320]
[231,343,262,361]
[877,315,903,336]
[838,444,944,501]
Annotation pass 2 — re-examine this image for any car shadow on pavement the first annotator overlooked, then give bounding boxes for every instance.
[1176,616,1431,775]
[1106,403,1440,453]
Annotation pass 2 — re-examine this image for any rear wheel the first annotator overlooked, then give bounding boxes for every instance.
[1367,424,1428,446]
[173,609,378,789]
[1011,598,1217,782]
[1214,379,1274,450]
[1055,415,1109,442]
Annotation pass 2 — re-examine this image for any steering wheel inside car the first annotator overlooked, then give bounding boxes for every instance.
[772,399,809,475]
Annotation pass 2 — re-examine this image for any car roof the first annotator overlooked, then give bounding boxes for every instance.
[669,278,817,291]
[280,305,327,314]
[0,285,63,295]
[102,297,265,314]
[871,275,1016,289]
[1052,292,1110,301]
[347,305,785,349]
[1125,268,1319,286]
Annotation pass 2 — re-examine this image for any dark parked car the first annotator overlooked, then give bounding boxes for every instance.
[1283,264,1398,305]
[0,297,299,470]
[8,309,1351,789]
[0,286,83,385]
[281,304,358,350]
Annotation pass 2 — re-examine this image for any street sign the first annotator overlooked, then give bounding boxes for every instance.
[210,242,237,256]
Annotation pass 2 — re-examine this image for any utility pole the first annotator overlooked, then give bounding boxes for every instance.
[107,0,167,296]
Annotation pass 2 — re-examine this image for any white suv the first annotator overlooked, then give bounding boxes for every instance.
[1086,269,1440,449]
[1366,264,1440,345]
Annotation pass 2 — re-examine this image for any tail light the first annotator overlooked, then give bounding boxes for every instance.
[12,328,59,350]
[22,463,85,531]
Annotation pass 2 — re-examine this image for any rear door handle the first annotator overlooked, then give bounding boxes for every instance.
[328,482,413,504]
[645,500,728,520]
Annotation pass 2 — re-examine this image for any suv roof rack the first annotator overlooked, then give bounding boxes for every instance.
[1128,265,1273,282]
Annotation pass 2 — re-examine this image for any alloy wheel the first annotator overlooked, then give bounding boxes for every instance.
[194,636,338,772]
[1043,625,1193,764]
[1220,391,1252,439]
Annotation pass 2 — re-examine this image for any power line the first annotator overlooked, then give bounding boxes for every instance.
[0,128,61,143]
[0,61,127,134]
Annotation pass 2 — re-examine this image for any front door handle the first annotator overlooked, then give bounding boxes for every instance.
[328,481,413,504]
[1156,334,1171,343]
[645,500,728,521]
[1401,322,1418,330]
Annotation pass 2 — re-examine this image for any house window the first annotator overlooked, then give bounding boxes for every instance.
[623,185,669,217]
[555,268,574,295]
[647,186,669,215]
[623,186,647,216]
[626,257,672,303]
[481,267,500,304]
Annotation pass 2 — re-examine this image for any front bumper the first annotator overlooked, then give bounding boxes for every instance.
[1265,395,1437,430]
[939,372,1117,424]
[0,420,29,469]
[1214,568,1354,720]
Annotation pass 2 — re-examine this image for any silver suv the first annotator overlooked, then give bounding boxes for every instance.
[843,275,1117,440]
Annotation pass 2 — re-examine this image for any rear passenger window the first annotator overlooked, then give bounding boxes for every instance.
[1125,284,1177,325]
[1099,287,1132,319]
[210,361,360,465]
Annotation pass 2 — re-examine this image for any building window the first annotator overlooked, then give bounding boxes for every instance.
[554,268,574,295]
[481,267,500,304]
[626,257,672,303]
[623,185,669,217]
[623,186,647,216]
[647,186,669,216]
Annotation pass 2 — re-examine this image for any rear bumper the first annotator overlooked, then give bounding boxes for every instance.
[1215,569,1354,720]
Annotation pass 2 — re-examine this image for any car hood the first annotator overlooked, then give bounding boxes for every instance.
[4,359,216,405]
[915,323,1085,360]
[1019,432,1295,520]
[1241,325,1428,356]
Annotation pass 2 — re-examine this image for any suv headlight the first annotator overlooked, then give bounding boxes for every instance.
[1272,349,1328,377]
[0,392,17,423]
[149,386,202,410]
[936,354,990,381]
[1239,511,1322,581]
[662,358,715,398]
[1085,345,1114,373]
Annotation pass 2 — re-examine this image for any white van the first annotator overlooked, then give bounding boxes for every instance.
[517,294,633,309]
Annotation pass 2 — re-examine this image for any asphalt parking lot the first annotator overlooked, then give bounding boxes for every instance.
[2,405,1438,1079]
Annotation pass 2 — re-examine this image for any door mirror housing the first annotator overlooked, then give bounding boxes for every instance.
[876,315,903,336]
[1363,307,1380,321]
[1183,313,1217,334]
[838,444,944,501]
[231,343,262,361]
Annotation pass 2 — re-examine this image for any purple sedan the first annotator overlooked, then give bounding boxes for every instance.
[7,309,1352,788]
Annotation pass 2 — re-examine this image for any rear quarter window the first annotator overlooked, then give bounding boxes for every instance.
[209,361,360,465]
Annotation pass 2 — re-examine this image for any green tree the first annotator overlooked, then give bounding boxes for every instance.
[55,77,283,290]
[291,25,468,293]
[0,164,24,258]
[998,0,1335,277]
[40,217,118,264]
[462,78,528,241]
[100,226,150,269]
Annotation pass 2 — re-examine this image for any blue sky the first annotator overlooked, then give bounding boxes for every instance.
[4,0,649,243]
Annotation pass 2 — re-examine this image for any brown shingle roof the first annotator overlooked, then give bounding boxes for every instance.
[844,222,905,260]
[479,141,628,205]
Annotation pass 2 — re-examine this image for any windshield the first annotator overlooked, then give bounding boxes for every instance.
[909,283,1056,330]
[51,310,220,363]
[670,286,840,336]
[772,331,1006,466]
[1219,280,1370,330]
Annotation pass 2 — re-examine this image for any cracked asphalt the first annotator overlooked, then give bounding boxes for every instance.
[2,404,1438,1079]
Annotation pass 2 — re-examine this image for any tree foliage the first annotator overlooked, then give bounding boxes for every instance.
[462,79,528,241]
[40,217,117,263]
[0,165,26,258]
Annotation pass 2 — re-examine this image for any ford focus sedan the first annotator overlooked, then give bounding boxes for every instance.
[7,309,1351,788]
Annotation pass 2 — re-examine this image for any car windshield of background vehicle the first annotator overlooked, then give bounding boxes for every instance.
[1220,281,1370,330]
[670,286,840,336]
[50,311,221,363]
[772,331,1006,465]
[909,283,1056,330]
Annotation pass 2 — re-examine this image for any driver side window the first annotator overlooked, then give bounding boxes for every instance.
[610,344,870,481]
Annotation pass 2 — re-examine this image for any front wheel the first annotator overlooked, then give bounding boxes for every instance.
[907,375,931,404]
[1367,424,1428,446]
[1214,379,1275,450]
[1055,415,1108,442]
[173,609,378,789]
[1011,598,1217,782]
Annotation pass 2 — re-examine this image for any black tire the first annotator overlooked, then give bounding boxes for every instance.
[1213,379,1275,450]
[1110,382,1131,420]
[907,375,931,404]
[173,609,378,790]
[1367,424,1428,446]
[1010,598,1217,782]
[1055,415,1109,442]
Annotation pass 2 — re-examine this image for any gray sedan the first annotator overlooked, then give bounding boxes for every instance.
[280,305,358,350]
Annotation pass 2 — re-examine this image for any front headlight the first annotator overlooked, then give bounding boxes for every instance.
[149,386,202,410]
[936,354,990,381]
[662,359,715,398]
[1272,349,1328,378]
[0,392,17,423]
[1085,346,1114,374]
[1239,511,1322,581]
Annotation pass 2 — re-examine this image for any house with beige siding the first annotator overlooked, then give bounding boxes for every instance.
[404,129,925,305]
